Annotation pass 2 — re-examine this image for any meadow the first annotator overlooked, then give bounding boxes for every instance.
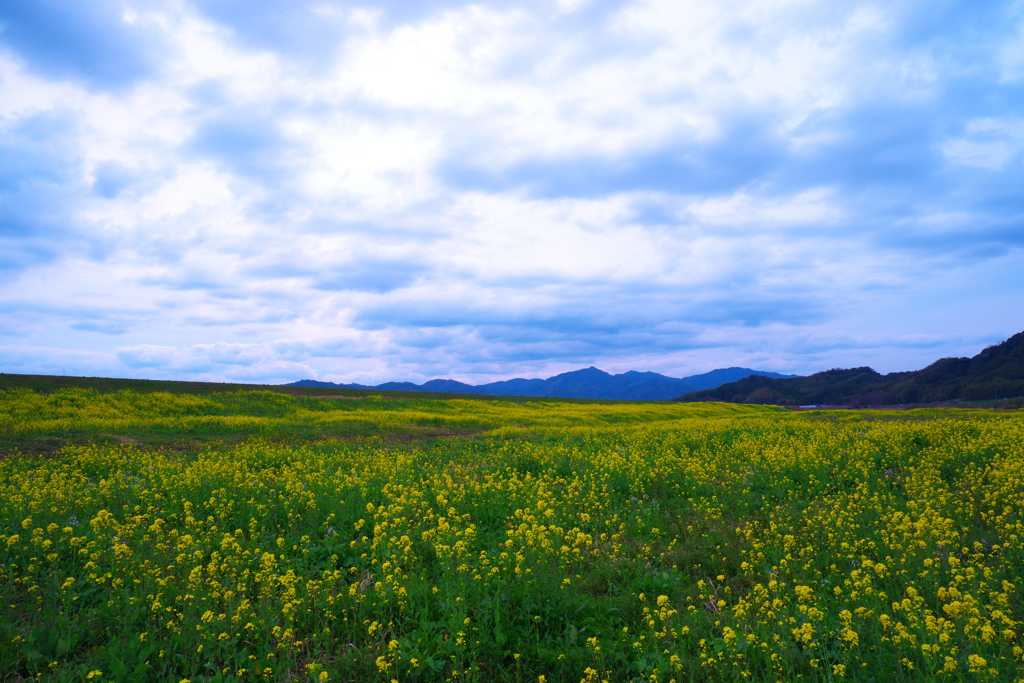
[0,388,1022,682]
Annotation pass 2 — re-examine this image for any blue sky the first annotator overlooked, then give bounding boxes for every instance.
[1,0,1023,384]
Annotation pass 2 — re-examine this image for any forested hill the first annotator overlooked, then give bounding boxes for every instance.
[675,331,1024,406]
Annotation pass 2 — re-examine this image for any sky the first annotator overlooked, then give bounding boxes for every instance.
[1,0,1023,385]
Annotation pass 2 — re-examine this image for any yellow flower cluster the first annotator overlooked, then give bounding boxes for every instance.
[0,389,1022,681]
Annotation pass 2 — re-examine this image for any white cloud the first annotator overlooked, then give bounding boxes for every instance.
[0,57,85,121]
[685,187,842,228]
[0,0,1022,384]
[942,118,1024,170]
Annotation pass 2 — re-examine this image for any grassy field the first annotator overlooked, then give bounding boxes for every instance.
[1,388,1022,682]
[0,372,471,398]
[0,373,633,403]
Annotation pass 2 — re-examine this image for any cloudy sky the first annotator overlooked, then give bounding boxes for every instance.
[1,0,1022,385]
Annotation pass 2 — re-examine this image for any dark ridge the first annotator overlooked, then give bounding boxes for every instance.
[675,331,1024,406]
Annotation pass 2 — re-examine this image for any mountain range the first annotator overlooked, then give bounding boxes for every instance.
[287,366,795,401]
[676,331,1024,406]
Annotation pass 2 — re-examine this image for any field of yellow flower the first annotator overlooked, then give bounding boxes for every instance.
[1,389,1022,682]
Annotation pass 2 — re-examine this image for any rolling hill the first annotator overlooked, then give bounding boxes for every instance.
[675,331,1024,406]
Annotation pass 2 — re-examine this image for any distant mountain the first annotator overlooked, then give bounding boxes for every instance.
[675,331,1024,406]
[288,366,795,401]
[680,367,796,391]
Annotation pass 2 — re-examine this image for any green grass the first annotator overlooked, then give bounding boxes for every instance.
[0,374,656,456]
[0,373,647,403]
